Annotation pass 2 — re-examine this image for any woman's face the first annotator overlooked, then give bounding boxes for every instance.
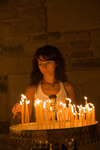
[38,55,56,78]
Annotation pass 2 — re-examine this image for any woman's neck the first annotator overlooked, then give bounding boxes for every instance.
[43,76,55,84]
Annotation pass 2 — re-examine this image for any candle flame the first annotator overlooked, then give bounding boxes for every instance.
[21,98,24,103]
[21,94,26,99]
[66,98,71,103]
[84,96,87,100]
[20,101,23,106]
[50,107,52,111]
[26,100,30,104]
[43,101,46,108]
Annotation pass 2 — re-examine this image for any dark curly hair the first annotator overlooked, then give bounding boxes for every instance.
[30,45,67,85]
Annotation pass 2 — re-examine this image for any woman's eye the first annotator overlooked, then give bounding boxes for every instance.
[47,61,50,64]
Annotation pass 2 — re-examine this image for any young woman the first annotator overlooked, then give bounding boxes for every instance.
[12,45,77,121]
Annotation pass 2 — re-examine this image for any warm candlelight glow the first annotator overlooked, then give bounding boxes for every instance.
[15,94,96,130]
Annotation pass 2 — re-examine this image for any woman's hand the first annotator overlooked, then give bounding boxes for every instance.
[12,103,21,116]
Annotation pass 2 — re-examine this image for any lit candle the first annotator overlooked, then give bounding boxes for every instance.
[71,105,74,127]
[58,110,61,128]
[63,104,66,128]
[34,100,39,129]
[43,101,48,129]
[78,105,82,123]
[92,106,95,124]
[40,100,43,129]
[21,94,27,124]
[75,110,78,127]
[48,100,51,129]
[66,98,71,121]
[21,97,25,126]
[26,100,30,125]
[84,96,87,106]
[82,107,86,126]
[50,107,55,128]
[20,101,24,127]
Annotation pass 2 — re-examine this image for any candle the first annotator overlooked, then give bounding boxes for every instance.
[39,100,43,129]
[78,105,82,123]
[75,110,78,127]
[21,98,25,126]
[26,100,30,125]
[52,111,55,129]
[82,107,86,126]
[92,106,95,124]
[34,101,39,129]
[67,98,71,121]
[20,101,24,127]
[58,110,61,128]
[63,104,66,128]
[71,105,74,127]
[21,94,27,125]
[48,100,51,129]
[84,96,87,105]
[43,101,48,129]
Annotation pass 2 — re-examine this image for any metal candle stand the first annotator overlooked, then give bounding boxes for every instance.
[9,121,99,150]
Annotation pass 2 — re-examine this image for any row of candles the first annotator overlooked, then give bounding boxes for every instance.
[18,94,95,129]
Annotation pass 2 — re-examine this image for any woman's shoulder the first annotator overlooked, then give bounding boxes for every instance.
[25,85,36,94]
[63,81,73,86]
[63,81,74,90]
[25,85,36,100]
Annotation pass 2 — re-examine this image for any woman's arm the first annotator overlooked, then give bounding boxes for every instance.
[64,82,77,105]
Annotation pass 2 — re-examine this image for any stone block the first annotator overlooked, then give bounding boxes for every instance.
[33,32,60,42]
[71,50,93,58]
[48,32,60,41]
[0,56,19,74]
[21,7,45,19]
[0,44,24,55]
[33,34,48,41]
[14,19,46,33]
[9,0,43,7]
[18,56,33,74]
[24,43,47,54]
[0,9,18,19]
[72,58,100,68]
[46,0,100,32]
[0,23,12,36]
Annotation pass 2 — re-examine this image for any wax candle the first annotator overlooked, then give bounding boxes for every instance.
[63,104,66,128]
[58,110,61,128]
[48,100,51,129]
[26,100,30,125]
[34,100,39,129]
[52,110,55,129]
[71,105,74,127]
[84,96,87,105]
[82,107,86,126]
[20,101,24,127]
[43,101,48,129]
[39,100,43,129]
[92,106,95,124]
[75,111,78,127]
[21,98,25,125]
[78,105,82,123]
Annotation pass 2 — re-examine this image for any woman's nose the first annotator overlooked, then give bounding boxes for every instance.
[42,64,47,68]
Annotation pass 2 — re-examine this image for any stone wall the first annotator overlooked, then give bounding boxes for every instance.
[0,0,100,149]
